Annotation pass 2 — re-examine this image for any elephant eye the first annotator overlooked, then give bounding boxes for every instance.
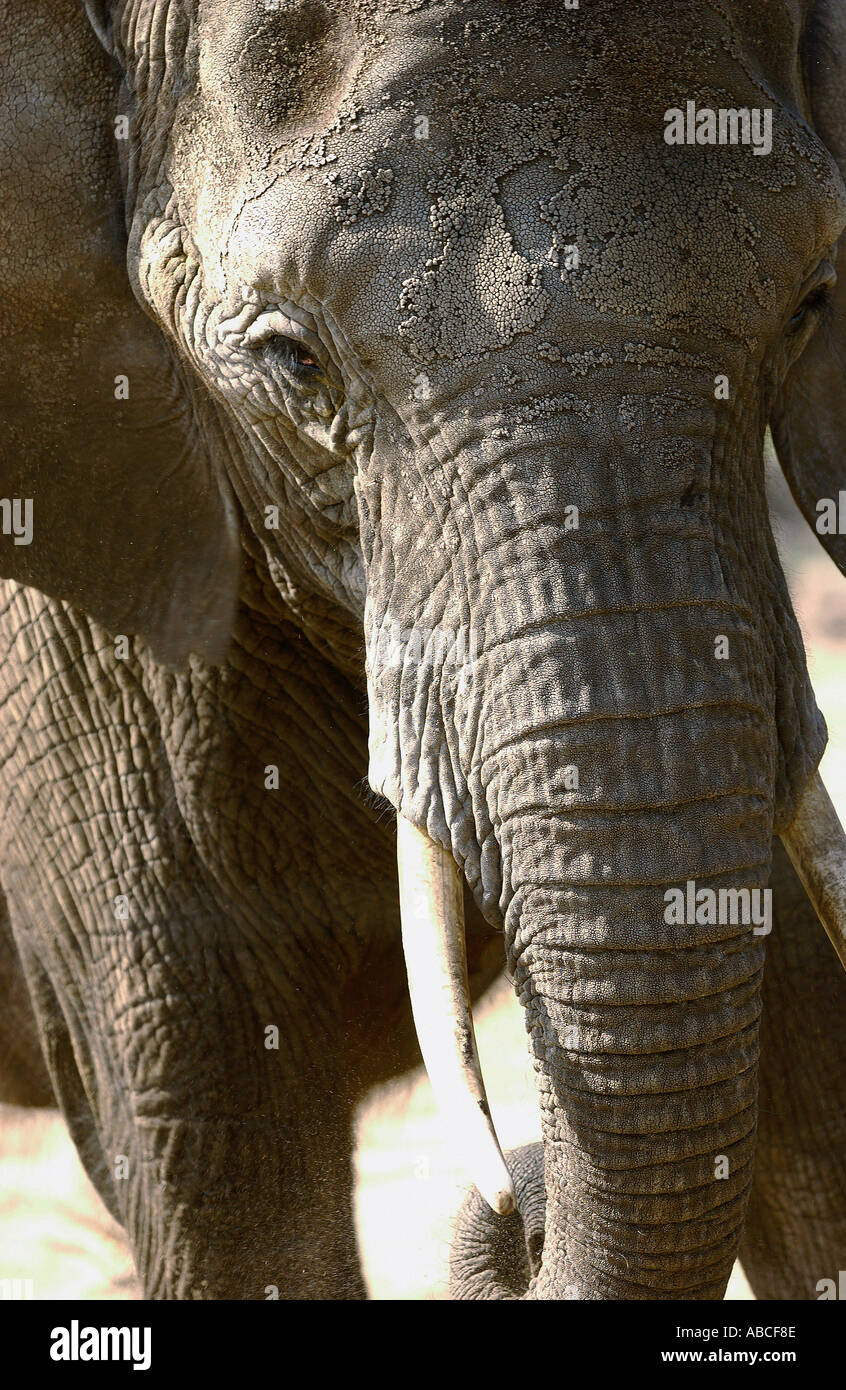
[787,279,834,334]
[264,334,322,374]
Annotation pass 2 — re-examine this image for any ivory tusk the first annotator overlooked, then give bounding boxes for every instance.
[781,771,846,971]
[396,815,515,1216]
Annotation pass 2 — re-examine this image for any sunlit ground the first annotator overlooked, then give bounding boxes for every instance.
[1,449,844,1300]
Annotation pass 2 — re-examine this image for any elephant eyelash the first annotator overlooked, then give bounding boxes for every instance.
[263,334,324,375]
[787,284,833,333]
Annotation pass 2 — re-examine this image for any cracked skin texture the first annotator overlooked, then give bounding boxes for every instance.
[0,0,845,1299]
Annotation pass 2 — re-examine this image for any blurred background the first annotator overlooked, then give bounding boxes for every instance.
[1,439,844,1300]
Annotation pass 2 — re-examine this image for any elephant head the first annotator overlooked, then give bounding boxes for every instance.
[2,0,846,1299]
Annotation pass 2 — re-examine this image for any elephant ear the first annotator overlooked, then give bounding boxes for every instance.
[771,3,846,578]
[0,0,240,666]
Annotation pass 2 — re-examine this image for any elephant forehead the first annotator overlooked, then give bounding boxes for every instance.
[197,0,364,141]
[388,133,837,365]
[177,0,844,357]
[220,117,843,378]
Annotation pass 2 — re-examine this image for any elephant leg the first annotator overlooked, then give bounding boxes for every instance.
[15,926,368,1300]
[0,886,54,1107]
[739,838,846,1300]
[249,1091,367,1301]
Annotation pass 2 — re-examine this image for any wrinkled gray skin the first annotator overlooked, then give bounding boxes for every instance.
[1,0,846,1300]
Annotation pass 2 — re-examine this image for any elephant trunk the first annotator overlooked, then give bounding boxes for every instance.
[458,627,775,1297]
[398,604,776,1296]
[363,374,839,1298]
[502,795,767,1298]
[443,776,846,1299]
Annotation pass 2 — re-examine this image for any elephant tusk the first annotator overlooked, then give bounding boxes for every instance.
[781,771,846,971]
[396,816,515,1216]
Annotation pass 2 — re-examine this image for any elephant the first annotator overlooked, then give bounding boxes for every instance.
[1,0,846,1301]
